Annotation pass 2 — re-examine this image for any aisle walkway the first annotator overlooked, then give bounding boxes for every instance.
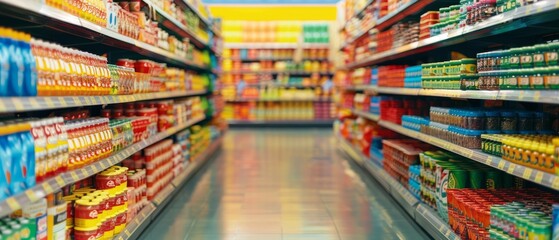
[138,129,429,240]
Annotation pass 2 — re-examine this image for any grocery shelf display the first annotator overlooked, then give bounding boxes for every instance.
[336,0,559,239]
[0,0,226,239]
[220,21,337,126]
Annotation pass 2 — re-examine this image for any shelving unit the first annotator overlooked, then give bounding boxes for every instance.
[229,120,334,127]
[0,116,206,217]
[344,1,559,69]
[113,137,223,240]
[0,90,208,113]
[225,98,332,102]
[337,135,459,240]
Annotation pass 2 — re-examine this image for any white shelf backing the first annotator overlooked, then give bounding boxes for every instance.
[337,135,458,240]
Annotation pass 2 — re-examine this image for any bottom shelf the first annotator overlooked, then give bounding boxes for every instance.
[337,135,459,240]
[114,136,223,240]
[228,119,334,127]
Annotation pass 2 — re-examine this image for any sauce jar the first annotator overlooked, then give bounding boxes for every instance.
[531,68,545,89]
[509,48,521,69]
[73,226,99,240]
[485,111,500,131]
[520,47,534,68]
[545,42,559,66]
[546,66,559,89]
[533,44,547,67]
[517,70,531,89]
[500,111,518,133]
[74,199,100,228]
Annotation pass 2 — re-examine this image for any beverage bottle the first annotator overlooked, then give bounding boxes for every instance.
[0,125,11,200]
[21,34,37,96]
[7,29,24,96]
[0,28,10,96]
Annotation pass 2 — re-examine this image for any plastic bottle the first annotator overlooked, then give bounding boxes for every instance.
[20,123,36,188]
[20,34,37,96]
[0,28,10,96]
[0,126,11,200]
[7,29,25,96]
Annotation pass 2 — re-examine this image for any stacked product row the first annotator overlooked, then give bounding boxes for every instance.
[0,27,211,97]
[222,102,334,121]
[0,96,207,202]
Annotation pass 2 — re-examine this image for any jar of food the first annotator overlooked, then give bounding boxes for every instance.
[500,49,510,70]
[517,111,534,132]
[500,111,518,133]
[460,58,477,74]
[531,68,545,89]
[545,42,559,66]
[465,110,485,130]
[509,48,521,69]
[460,74,479,90]
[533,44,547,67]
[74,199,100,228]
[520,47,535,68]
[488,71,499,90]
[477,52,487,72]
[485,111,501,131]
[501,69,518,89]
[478,71,489,90]
[74,226,99,240]
[546,66,559,89]
[517,69,531,89]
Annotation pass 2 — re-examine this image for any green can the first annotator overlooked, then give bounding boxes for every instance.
[485,170,503,189]
[468,169,485,189]
[448,168,469,189]
[528,220,551,240]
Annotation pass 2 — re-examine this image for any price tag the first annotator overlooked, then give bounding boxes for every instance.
[70,172,79,181]
[12,99,24,110]
[91,165,99,173]
[522,168,532,179]
[135,218,140,225]
[507,164,516,174]
[99,161,107,169]
[552,178,559,190]
[28,98,40,109]
[485,156,492,165]
[81,168,89,178]
[44,98,55,107]
[83,97,92,105]
[55,176,65,187]
[59,97,67,106]
[6,198,20,210]
[533,91,541,101]
[497,160,506,170]
[72,97,80,105]
[25,190,38,202]
[42,182,53,193]
[438,224,445,233]
[534,171,544,184]
[124,229,131,237]
[0,101,6,111]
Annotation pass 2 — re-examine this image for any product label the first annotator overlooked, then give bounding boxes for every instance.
[532,76,544,86]
[549,76,559,85]
[534,53,545,63]
[519,77,530,86]
[510,56,520,64]
[547,52,558,62]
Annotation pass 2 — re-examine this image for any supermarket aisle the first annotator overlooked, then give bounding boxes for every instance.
[138,129,429,240]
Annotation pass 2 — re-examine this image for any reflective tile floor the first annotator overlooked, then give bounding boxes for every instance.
[138,129,430,240]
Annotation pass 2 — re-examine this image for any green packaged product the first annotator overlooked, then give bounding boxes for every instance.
[448,168,469,189]
[546,42,559,66]
[468,169,485,189]
[485,170,503,189]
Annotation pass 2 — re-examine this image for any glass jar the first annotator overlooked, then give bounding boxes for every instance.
[488,71,499,90]
[531,68,545,89]
[501,70,518,89]
[477,52,486,72]
[545,66,559,89]
[500,111,518,133]
[545,42,559,66]
[533,44,547,67]
[478,72,489,90]
[517,70,531,89]
[520,46,535,68]
[461,74,479,90]
[481,0,497,20]
[485,111,501,131]
[509,48,521,69]
[517,111,534,132]
[501,49,510,70]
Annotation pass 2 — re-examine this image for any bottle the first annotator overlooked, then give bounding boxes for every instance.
[0,28,10,96]
[20,34,37,96]
[7,30,25,96]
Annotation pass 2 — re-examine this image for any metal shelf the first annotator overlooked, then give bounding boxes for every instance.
[0,116,206,218]
[222,70,334,75]
[377,120,559,191]
[228,120,334,127]
[175,0,220,36]
[225,98,332,102]
[352,109,380,121]
[223,83,324,88]
[225,57,294,61]
[347,84,559,104]
[0,90,207,113]
[337,136,458,240]
[338,0,375,32]
[345,0,559,69]
[0,0,209,71]
[225,43,330,49]
[113,136,223,240]
[144,0,208,49]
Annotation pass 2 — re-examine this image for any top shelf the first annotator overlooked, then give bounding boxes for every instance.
[338,0,374,32]
[175,0,221,36]
[0,0,211,71]
[225,43,330,49]
[344,0,559,69]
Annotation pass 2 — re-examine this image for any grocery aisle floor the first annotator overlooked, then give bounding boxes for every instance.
[138,129,430,240]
